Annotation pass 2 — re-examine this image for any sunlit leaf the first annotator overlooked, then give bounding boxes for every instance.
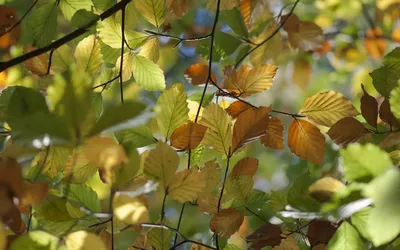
[139,37,160,63]
[23,45,50,76]
[250,24,281,66]
[59,0,92,21]
[51,45,75,73]
[75,35,103,75]
[10,231,59,250]
[116,125,156,148]
[260,116,284,150]
[32,146,72,178]
[390,82,400,120]
[184,64,216,86]
[29,2,57,47]
[225,101,252,118]
[65,184,101,213]
[210,208,244,237]
[327,117,370,146]
[224,174,253,201]
[63,148,98,184]
[200,159,222,194]
[134,0,165,28]
[170,123,207,150]
[198,194,219,214]
[133,54,166,91]
[370,66,400,99]
[168,168,207,202]
[65,231,107,250]
[327,222,364,249]
[308,177,346,202]
[113,195,149,224]
[231,157,258,176]
[168,0,188,17]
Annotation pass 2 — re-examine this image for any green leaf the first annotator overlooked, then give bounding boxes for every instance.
[390,82,400,120]
[115,125,156,147]
[224,174,253,202]
[59,0,93,21]
[231,189,269,212]
[115,142,140,187]
[92,0,115,10]
[383,47,400,70]
[288,173,319,212]
[340,143,392,182]
[32,147,72,178]
[132,54,166,91]
[370,66,400,99]
[156,83,188,139]
[89,102,145,136]
[51,45,75,72]
[269,190,288,212]
[63,148,97,183]
[147,219,174,250]
[196,31,242,62]
[188,93,214,107]
[74,35,103,74]
[71,9,99,28]
[64,184,101,212]
[362,168,400,246]
[10,231,59,250]
[30,2,58,47]
[134,0,165,28]
[351,207,371,240]
[220,8,248,37]
[327,221,364,250]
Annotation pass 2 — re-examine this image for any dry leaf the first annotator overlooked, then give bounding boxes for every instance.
[200,159,222,194]
[232,107,270,153]
[307,220,338,247]
[167,168,207,203]
[327,117,370,146]
[380,132,400,148]
[246,223,283,249]
[231,157,258,176]
[365,27,387,60]
[379,99,400,127]
[168,0,188,17]
[261,116,284,150]
[273,235,299,250]
[360,84,378,128]
[210,208,244,237]
[23,45,51,76]
[198,194,218,214]
[308,177,346,202]
[0,5,21,48]
[170,123,207,150]
[300,91,359,127]
[288,119,325,165]
[225,101,253,118]
[184,64,216,85]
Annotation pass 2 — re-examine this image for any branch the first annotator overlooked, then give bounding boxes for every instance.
[0,0,134,73]
[46,50,55,75]
[359,0,376,30]
[145,30,211,47]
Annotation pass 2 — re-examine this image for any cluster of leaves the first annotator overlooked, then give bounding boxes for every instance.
[1,0,400,250]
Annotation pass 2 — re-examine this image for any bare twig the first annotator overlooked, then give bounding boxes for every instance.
[46,50,55,75]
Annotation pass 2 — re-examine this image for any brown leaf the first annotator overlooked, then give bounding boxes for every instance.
[200,159,222,194]
[307,220,338,247]
[231,157,258,176]
[170,123,207,150]
[246,223,283,249]
[0,5,21,48]
[327,117,370,146]
[198,194,218,214]
[364,27,387,60]
[232,107,270,153]
[379,99,400,128]
[210,208,244,237]
[168,0,188,18]
[360,84,378,128]
[225,101,252,118]
[380,132,400,148]
[184,64,216,85]
[288,119,325,165]
[261,117,284,150]
[23,45,51,76]
[282,14,301,33]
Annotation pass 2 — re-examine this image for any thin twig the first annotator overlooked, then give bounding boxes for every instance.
[245,207,268,223]
[359,0,376,30]
[46,50,55,75]
[161,191,168,223]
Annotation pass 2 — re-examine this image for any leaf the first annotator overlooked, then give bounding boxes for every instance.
[390,83,400,120]
[224,174,253,201]
[74,35,103,75]
[134,0,165,28]
[32,146,72,178]
[220,8,248,37]
[170,123,207,150]
[351,208,371,240]
[71,10,99,29]
[199,103,233,156]
[232,107,270,153]
[63,148,98,184]
[196,31,242,62]
[380,132,400,148]
[23,45,50,76]
[246,223,283,249]
[231,157,258,176]
[133,54,166,91]
[51,45,75,72]
[308,177,346,202]
[225,101,252,118]
[273,235,299,250]
[288,119,325,165]
[65,231,107,250]
[147,220,173,250]
[292,58,311,89]
[219,64,278,97]
[167,168,207,202]
[144,142,179,189]
[250,24,282,66]
[284,15,324,51]
[156,83,189,139]
[139,37,160,63]
[340,143,392,182]
[327,221,364,250]
[200,159,222,194]
[184,64,216,86]
[288,172,320,211]
[370,66,400,99]
[113,195,149,224]
[327,117,370,146]
[0,5,21,48]
[59,0,92,21]
[383,47,400,70]
[29,2,57,47]
[380,98,400,127]
[260,116,284,150]
[64,184,101,212]
[307,220,337,248]
[210,208,244,237]
[360,84,378,128]
[364,27,387,60]
[116,125,156,147]
[362,169,400,246]
[299,91,359,127]
[10,231,59,250]
[168,0,188,17]
[239,0,251,29]
[198,195,219,214]
[207,0,239,10]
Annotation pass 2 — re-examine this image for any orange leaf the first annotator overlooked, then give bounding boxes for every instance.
[307,220,338,247]
[288,119,325,165]
[0,5,21,48]
[360,84,378,128]
[184,64,216,85]
[392,27,400,43]
[210,208,244,237]
[23,45,51,76]
[168,0,188,18]
[364,27,387,60]
[260,117,284,150]
[327,117,370,146]
[231,157,258,176]
[246,223,283,249]
[239,0,251,28]
[170,123,207,150]
[232,107,270,153]
[379,99,400,127]
[225,101,252,118]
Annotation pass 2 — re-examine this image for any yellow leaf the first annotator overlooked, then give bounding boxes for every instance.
[273,235,299,250]
[116,51,134,82]
[139,37,160,63]
[188,100,203,122]
[170,123,207,150]
[75,35,103,74]
[167,168,207,203]
[168,0,188,17]
[147,219,173,250]
[308,177,346,202]
[232,107,270,153]
[113,195,149,224]
[63,147,97,184]
[300,91,359,127]
[260,117,284,150]
[134,0,165,28]
[231,157,258,176]
[23,45,51,76]
[200,159,222,194]
[225,101,252,118]
[250,24,282,65]
[219,64,278,97]
[32,146,72,178]
[239,0,251,28]
[184,64,216,86]
[288,119,325,165]
[327,117,370,147]
[199,103,233,156]
[156,83,189,139]
[292,58,311,89]
[0,221,6,250]
[224,174,253,201]
[364,27,387,60]
[210,208,244,237]
[198,194,218,214]
[144,142,179,189]
[65,231,107,250]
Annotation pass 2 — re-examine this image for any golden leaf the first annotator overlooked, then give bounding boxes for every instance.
[288,119,325,165]
[360,84,378,128]
[168,0,188,17]
[170,123,207,150]
[184,64,216,85]
[65,231,107,250]
[292,58,311,89]
[231,157,258,176]
[210,208,244,237]
[144,142,179,189]
[63,148,97,184]
[219,64,278,98]
[327,117,370,147]
[250,24,282,65]
[273,235,299,250]
[239,0,251,28]
[379,99,400,127]
[167,168,207,203]
[198,195,218,214]
[300,91,359,127]
[200,159,222,194]
[23,45,51,76]
[261,116,284,150]
[74,35,103,74]
[224,174,253,201]
[139,37,160,63]
[308,177,346,202]
[225,101,252,118]
[232,107,270,153]
[113,195,149,224]
[364,27,387,60]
